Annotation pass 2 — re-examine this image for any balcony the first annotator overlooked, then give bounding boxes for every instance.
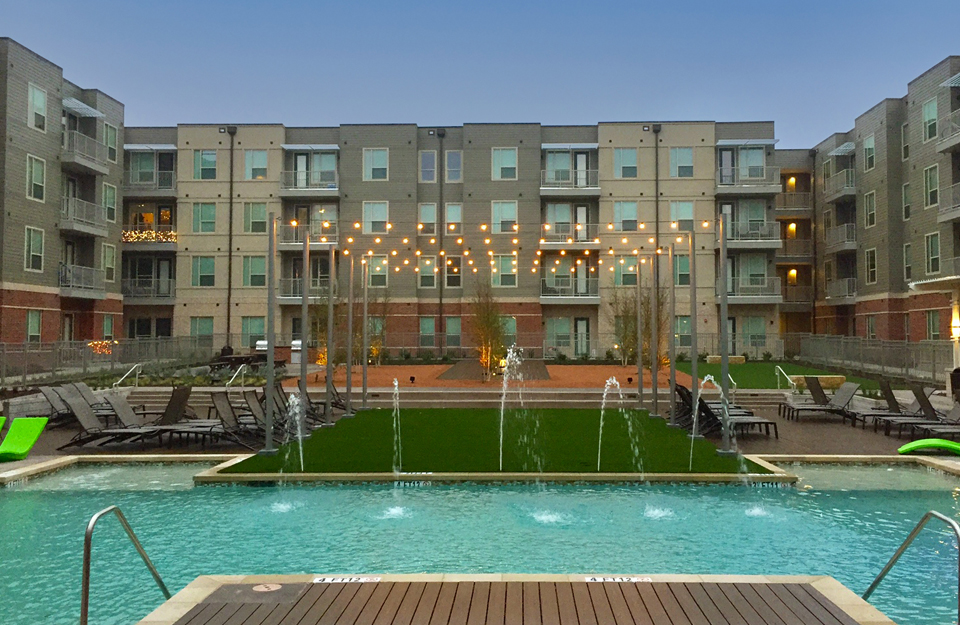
[825,278,857,305]
[717,277,783,305]
[61,197,109,238]
[909,256,960,291]
[937,109,960,153]
[62,130,109,176]
[775,192,813,217]
[278,277,333,303]
[781,285,814,311]
[725,222,782,249]
[121,225,177,251]
[777,238,814,261]
[123,170,177,198]
[824,224,857,254]
[540,276,600,305]
[824,169,856,203]
[715,166,781,195]
[59,264,106,300]
[937,182,960,223]
[539,222,600,248]
[121,278,176,304]
[540,169,601,197]
[279,170,340,198]
[277,223,339,251]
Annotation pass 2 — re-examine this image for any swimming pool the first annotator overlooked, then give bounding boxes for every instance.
[1,463,958,625]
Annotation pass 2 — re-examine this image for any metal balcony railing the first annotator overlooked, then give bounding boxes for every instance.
[727,221,780,241]
[826,278,857,299]
[121,278,175,298]
[540,276,599,297]
[59,264,105,291]
[63,130,108,165]
[61,197,108,229]
[718,276,782,297]
[277,223,339,244]
[278,277,332,298]
[782,285,814,302]
[780,238,813,256]
[540,169,600,188]
[825,169,857,197]
[540,222,600,243]
[716,165,780,186]
[775,192,812,210]
[121,224,177,243]
[825,223,857,247]
[939,109,960,144]
[280,170,339,190]
[124,170,176,191]
[941,182,960,214]
[931,257,960,279]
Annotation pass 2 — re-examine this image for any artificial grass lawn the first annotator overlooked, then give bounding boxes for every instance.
[227,408,768,474]
[674,361,882,391]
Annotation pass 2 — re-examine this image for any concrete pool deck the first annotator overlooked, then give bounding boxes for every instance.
[135,574,896,625]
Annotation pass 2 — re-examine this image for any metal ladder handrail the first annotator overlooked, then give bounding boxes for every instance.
[862,510,960,622]
[225,364,248,403]
[113,363,143,388]
[80,505,171,625]
[774,365,797,392]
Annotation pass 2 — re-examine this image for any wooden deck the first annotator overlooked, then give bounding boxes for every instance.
[169,580,868,625]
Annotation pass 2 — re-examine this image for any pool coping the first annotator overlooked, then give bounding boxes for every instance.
[0,454,236,486]
[134,574,896,625]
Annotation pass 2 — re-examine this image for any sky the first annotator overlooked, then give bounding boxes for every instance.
[2,0,956,148]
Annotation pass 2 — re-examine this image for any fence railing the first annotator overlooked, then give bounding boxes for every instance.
[540,169,600,188]
[796,334,953,385]
[939,108,960,144]
[775,192,812,210]
[716,165,780,186]
[728,222,780,241]
[277,223,339,244]
[782,285,814,302]
[780,238,813,256]
[280,170,339,190]
[825,223,857,248]
[63,130,108,165]
[61,197,109,229]
[941,182,960,216]
[59,264,105,292]
[124,170,176,191]
[540,276,600,297]
[121,278,175,298]
[718,277,782,297]
[540,222,600,243]
[826,277,857,299]
[121,224,177,243]
[825,168,856,197]
[278,277,333,298]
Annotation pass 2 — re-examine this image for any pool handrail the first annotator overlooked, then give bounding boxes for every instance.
[226,363,248,404]
[861,509,959,622]
[80,505,171,625]
[112,363,142,388]
[775,365,797,392]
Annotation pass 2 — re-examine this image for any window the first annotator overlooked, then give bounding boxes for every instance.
[193,150,216,180]
[191,256,215,287]
[901,123,909,160]
[446,150,463,182]
[363,148,389,180]
[103,315,114,341]
[104,123,118,162]
[902,183,911,220]
[130,152,156,183]
[675,316,691,348]
[418,256,436,288]
[743,316,766,348]
[419,151,436,183]
[927,310,941,340]
[821,159,832,191]
[27,84,46,131]
[865,248,877,284]
[243,256,266,287]
[492,254,517,287]
[192,203,216,232]
[546,317,571,348]
[863,135,875,171]
[102,244,116,282]
[670,147,693,177]
[24,227,43,272]
[244,203,267,233]
[614,255,638,286]
[26,310,42,343]
[864,191,876,228]
[190,317,214,336]
[446,317,462,347]
[923,98,938,142]
[926,233,940,274]
[492,201,518,233]
[866,316,876,340]
[614,148,638,178]
[674,255,690,286]
[670,201,694,231]
[545,151,571,183]
[26,155,45,201]
[739,147,765,178]
[446,203,462,234]
[445,256,462,288]
[363,202,389,234]
[419,317,435,348]
[903,243,912,281]
[492,147,518,180]
[500,316,517,346]
[244,150,268,180]
[367,255,388,287]
[103,183,117,222]
[241,317,265,347]
[418,203,437,235]
[614,201,638,231]
[924,165,939,207]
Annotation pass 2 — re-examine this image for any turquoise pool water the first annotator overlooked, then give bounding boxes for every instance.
[1,463,958,625]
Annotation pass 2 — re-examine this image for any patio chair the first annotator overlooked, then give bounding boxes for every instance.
[71,382,113,412]
[0,417,48,462]
[103,393,221,447]
[243,390,287,445]
[700,397,779,438]
[787,381,860,421]
[38,386,74,425]
[210,391,259,449]
[855,385,934,433]
[779,376,834,420]
[909,403,960,440]
[56,386,158,450]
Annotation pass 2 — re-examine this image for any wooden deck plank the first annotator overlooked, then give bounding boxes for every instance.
[449,582,475,625]
[651,583,692,625]
[267,583,332,625]
[203,604,245,625]
[617,583,653,625]
[538,582,561,625]
[599,582,635,625]
[570,582,598,625]
[170,603,210,625]
[796,585,862,625]
[504,582,523,625]
[668,584,711,625]
[586,583,616,625]
[314,583,363,625]
[701,584,748,625]
[330,582,379,625]
[184,603,228,625]
[717,584,765,625]
[683,583,729,625]
[782,585,853,625]
[750,585,805,625]
[354,582,397,625]
[767,585,829,625]
[429,582,459,625]
[735,585,787,625]
[635,583,672,625]
[522,582,541,625]
[486,581,506,625]
[238,604,280,625]
[466,582,491,625]
[385,582,421,625]
[553,580,578,625]
[410,582,443,625]
[219,604,259,625]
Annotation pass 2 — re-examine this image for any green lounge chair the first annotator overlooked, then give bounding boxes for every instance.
[0,417,48,462]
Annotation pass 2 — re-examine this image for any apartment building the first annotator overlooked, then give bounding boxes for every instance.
[0,38,124,344]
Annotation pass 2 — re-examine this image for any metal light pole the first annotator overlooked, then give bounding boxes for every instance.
[718,206,732,453]
[668,243,677,427]
[689,229,700,438]
[635,252,643,409]
[650,250,660,417]
[324,244,335,422]
[262,212,277,454]
[345,253,354,416]
[299,222,310,400]
[361,258,369,408]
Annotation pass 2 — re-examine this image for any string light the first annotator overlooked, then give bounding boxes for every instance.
[121,230,177,243]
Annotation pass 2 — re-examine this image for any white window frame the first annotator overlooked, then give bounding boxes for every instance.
[363,201,389,234]
[902,183,911,220]
[491,254,517,287]
[27,83,46,132]
[103,314,114,341]
[445,316,462,347]
[102,243,116,282]
[863,135,875,172]
[924,164,939,208]
[925,232,941,275]
[903,243,912,282]
[419,317,436,348]
[901,123,909,160]
[367,255,389,288]
[445,150,463,183]
[445,255,462,288]
[244,150,268,180]
[104,123,118,163]
[24,226,44,273]
[419,150,437,183]
[613,201,638,231]
[821,159,832,192]
[243,202,268,233]
[26,154,45,202]
[922,97,938,142]
[103,182,117,222]
[192,203,216,233]
[674,255,690,286]
[491,201,518,234]
[192,256,216,287]
[927,310,941,340]
[190,316,214,336]
[445,203,462,234]
[866,316,876,340]
[491,147,518,181]
[242,255,267,287]
[26,310,42,343]
[864,191,876,228]
[194,149,217,180]
[614,255,638,286]
[865,248,877,285]
[670,147,693,178]
[418,256,437,289]
[418,203,437,235]
[363,148,389,181]
[613,148,638,179]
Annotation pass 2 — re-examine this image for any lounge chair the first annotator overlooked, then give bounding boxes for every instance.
[858,385,935,434]
[38,386,73,425]
[780,377,832,420]
[56,386,158,450]
[103,393,221,447]
[71,382,113,412]
[909,404,960,440]
[210,391,259,449]
[787,381,860,421]
[0,417,48,462]
[696,397,779,438]
[243,390,287,445]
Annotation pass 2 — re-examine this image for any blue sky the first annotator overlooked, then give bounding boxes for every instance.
[3,0,956,147]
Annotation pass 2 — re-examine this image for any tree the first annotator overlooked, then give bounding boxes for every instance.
[604,282,670,369]
[470,279,504,381]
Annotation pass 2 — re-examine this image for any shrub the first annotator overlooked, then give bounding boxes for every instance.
[742,352,750,362]
[605,349,616,362]
[698,351,709,363]
[676,352,689,362]
[400,349,411,360]
[555,352,568,363]
[762,351,773,361]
